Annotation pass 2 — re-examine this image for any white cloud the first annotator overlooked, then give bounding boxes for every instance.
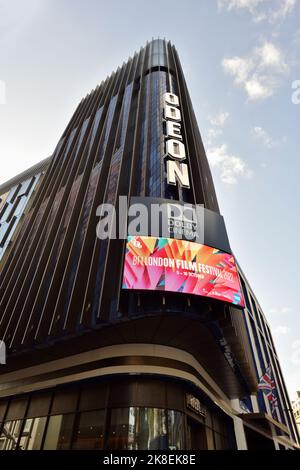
[205,111,230,146]
[245,77,273,100]
[206,128,223,144]
[222,41,288,100]
[207,143,252,184]
[217,0,265,14]
[222,56,254,85]
[209,111,230,127]
[205,112,252,184]
[272,325,290,337]
[252,126,286,148]
[256,42,287,69]
[252,126,276,148]
[217,0,296,23]
[271,0,296,22]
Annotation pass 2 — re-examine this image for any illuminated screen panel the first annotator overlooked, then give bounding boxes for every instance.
[122,236,245,307]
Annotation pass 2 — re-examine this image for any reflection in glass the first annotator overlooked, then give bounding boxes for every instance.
[0,407,186,451]
[72,410,105,450]
[0,420,23,450]
[43,414,75,450]
[108,408,129,450]
[142,408,168,450]
[108,407,183,450]
[168,410,184,450]
[19,417,47,450]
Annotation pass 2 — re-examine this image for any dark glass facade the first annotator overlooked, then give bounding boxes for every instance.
[0,39,298,450]
[0,377,235,450]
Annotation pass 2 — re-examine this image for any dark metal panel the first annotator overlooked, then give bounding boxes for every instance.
[115,44,149,316]
[27,393,52,418]
[97,54,141,323]
[5,398,28,421]
[56,72,121,332]
[50,78,117,334]
[61,59,131,331]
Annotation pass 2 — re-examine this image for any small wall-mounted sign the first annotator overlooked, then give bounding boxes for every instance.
[186,394,206,418]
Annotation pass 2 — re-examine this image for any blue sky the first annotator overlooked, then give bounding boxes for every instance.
[0,0,299,399]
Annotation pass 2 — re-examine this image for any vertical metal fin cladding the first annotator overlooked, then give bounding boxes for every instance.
[3,90,97,346]
[24,87,107,343]
[0,40,230,347]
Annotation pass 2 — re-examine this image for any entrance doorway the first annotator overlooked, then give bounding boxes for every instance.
[187,418,208,450]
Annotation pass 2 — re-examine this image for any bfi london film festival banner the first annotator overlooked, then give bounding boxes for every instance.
[122,236,245,307]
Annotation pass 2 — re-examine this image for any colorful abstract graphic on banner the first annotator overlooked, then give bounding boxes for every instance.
[122,236,245,307]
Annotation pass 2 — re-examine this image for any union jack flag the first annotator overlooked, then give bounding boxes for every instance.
[258,365,278,414]
[258,365,275,392]
[267,392,278,414]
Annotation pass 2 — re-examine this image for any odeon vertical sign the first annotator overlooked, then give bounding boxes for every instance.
[163,92,191,189]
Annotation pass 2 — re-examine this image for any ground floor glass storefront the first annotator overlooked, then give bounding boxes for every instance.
[0,408,185,450]
[0,376,236,450]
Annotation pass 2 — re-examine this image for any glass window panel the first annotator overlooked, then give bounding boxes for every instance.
[8,184,21,204]
[108,407,170,450]
[108,408,130,450]
[136,408,168,450]
[43,414,75,450]
[167,410,184,450]
[0,420,23,450]
[0,202,13,222]
[72,410,105,450]
[19,417,47,450]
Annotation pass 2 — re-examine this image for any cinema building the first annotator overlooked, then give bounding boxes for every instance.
[0,39,298,450]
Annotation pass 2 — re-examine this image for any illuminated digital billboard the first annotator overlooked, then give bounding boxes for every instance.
[122,236,245,307]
